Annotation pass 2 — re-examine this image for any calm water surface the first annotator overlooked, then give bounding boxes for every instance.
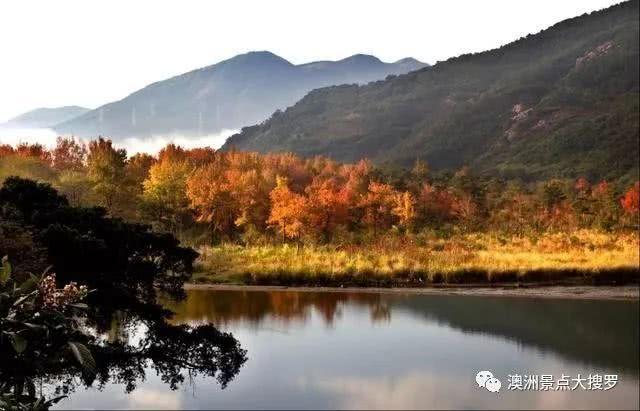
[58,289,639,410]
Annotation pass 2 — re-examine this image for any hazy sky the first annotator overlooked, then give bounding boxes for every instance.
[0,0,622,122]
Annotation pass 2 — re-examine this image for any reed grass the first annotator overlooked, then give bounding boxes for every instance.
[193,230,640,287]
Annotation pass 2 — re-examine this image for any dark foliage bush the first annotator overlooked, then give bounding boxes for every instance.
[0,177,198,319]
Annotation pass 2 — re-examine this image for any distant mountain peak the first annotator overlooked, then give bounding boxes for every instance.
[224,50,294,67]
[394,57,423,65]
[339,54,383,65]
[3,106,90,129]
[54,51,426,139]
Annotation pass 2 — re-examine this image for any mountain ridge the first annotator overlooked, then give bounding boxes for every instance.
[54,52,428,139]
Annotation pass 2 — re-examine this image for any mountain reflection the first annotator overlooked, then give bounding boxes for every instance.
[166,289,638,374]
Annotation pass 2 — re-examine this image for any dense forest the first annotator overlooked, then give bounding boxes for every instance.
[1,138,637,249]
[223,0,639,184]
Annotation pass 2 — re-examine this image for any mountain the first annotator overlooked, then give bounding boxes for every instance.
[2,106,89,129]
[53,52,427,139]
[223,1,639,183]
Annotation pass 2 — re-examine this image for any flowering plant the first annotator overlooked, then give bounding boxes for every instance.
[0,256,95,410]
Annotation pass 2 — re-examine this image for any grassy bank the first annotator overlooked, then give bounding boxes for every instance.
[193,230,640,287]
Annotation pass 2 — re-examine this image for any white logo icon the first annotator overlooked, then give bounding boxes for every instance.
[476,370,501,393]
[485,377,502,393]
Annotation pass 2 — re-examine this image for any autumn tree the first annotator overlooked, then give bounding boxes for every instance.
[621,182,640,215]
[86,138,128,212]
[231,168,272,236]
[126,153,156,192]
[158,143,186,163]
[591,180,619,229]
[267,177,309,243]
[451,194,479,230]
[142,154,193,234]
[51,137,86,171]
[619,181,640,227]
[340,159,372,227]
[392,191,416,233]
[15,143,52,165]
[359,182,398,236]
[0,145,14,157]
[186,147,217,165]
[305,176,349,241]
[186,157,237,243]
[416,183,456,226]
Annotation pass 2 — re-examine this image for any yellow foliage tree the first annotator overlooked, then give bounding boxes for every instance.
[142,157,193,233]
[392,191,416,232]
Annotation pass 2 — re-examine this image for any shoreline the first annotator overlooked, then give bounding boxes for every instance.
[184,283,640,301]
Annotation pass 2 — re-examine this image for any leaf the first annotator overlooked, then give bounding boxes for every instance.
[45,395,68,406]
[67,303,89,310]
[67,342,97,379]
[17,274,39,294]
[10,333,27,354]
[12,293,32,308]
[0,256,10,285]
[22,323,47,332]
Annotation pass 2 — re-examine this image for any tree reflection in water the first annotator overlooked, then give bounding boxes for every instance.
[167,289,638,374]
[92,322,247,393]
[165,289,393,327]
[1,307,247,407]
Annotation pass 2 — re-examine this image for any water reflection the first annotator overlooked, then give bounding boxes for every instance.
[0,315,247,409]
[91,323,247,392]
[56,289,638,409]
[165,290,393,326]
[166,289,638,374]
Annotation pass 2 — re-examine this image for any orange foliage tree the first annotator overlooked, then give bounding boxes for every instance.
[304,176,349,240]
[186,156,237,242]
[267,177,309,243]
[51,137,86,171]
[621,182,640,216]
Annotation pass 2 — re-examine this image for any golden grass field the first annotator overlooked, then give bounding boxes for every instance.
[193,230,640,286]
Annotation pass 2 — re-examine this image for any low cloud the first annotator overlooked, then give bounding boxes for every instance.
[117,129,238,155]
[0,127,238,155]
[0,127,59,148]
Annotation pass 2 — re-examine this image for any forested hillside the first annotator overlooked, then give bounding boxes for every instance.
[224,1,639,184]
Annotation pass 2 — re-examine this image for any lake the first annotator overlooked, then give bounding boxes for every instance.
[56,289,639,410]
